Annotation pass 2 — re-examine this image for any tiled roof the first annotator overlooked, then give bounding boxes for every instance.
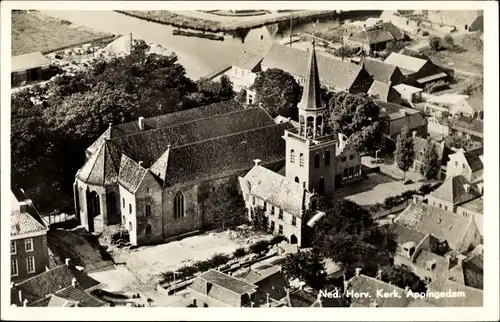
[433,10,483,26]
[297,42,323,111]
[427,278,483,307]
[362,57,400,83]
[241,164,308,217]
[76,141,118,185]
[384,53,427,73]
[463,254,483,290]
[451,117,483,137]
[30,286,106,307]
[463,147,483,172]
[459,197,483,214]
[118,155,148,193]
[237,264,282,284]
[12,51,51,73]
[430,175,481,205]
[374,100,421,119]
[347,275,412,307]
[413,249,450,277]
[427,93,469,105]
[465,96,483,112]
[395,203,474,251]
[348,22,404,45]
[261,44,365,90]
[12,265,100,306]
[413,137,453,167]
[233,53,263,72]
[368,80,401,103]
[162,123,291,187]
[11,210,47,236]
[390,223,427,245]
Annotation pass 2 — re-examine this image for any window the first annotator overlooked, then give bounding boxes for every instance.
[129,222,133,232]
[146,188,150,194]
[11,259,18,277]
[349,154,354,160]
[299,153,304,167]
[314,153,320,168]
[263,202,267,212]
[263,217,268,229]
[25,238,34,252]
[174,191,185,219]
[294,176,299,183]
[146,205,151,217]
[290,149,295,163]
[122,198,125,208]
[129,203,132,214]
[348,167,354,178]
[444,205,448,211]
[271,206,275,215]
[424,276,432,283]
[270,221,275,232]
[11,241,16,255]
[27,256,36,274]
[292,216,297,227]
[355,165,361,176]
[439,204,442,209]
[341,156,347,162]
[278,225,283,235]
[462,163,465,169]
[279,209,283,220]
[252,196,256,206]
[343,168,348,179]
[145,224,152,235]
[325,151,331,166]
[455,161,458,167]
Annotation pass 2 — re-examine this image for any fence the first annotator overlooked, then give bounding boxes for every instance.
[44,213,76,225]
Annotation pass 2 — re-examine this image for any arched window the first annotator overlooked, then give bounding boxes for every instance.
[145,224,152,235]
[129,222,133,232]
[299,153,304,167]
[306,116,315,138]
[295,176,300,183]
[314,153,320,168]
[325,151,331,166]
[174,191,185,219]
[316,115,323,136]
[319,177,325,196]
[299,115,305,136]
[290,149,295,163]
[107,192,117,217]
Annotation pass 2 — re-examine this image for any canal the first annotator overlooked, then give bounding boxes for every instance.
[41,10,379,80]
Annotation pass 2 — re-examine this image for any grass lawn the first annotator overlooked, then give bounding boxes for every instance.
[12,10,113,56]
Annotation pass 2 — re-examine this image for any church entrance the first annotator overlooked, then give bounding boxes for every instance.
[290,234,298,244]
[318,177,325,196]
[86,190,100,232]
[335,174,342,188]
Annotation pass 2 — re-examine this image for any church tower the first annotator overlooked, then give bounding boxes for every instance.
[283,40,337,198]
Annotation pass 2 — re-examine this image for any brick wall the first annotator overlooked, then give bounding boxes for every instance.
[11,234,49,282]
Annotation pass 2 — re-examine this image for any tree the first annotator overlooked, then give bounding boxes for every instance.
[394,125,415,181]
[333,45,353,61]
[419,139,440,180]
[210,253,230,268]
[233,248,247,258]
[282,250,327,290]
[249,240,271,255]
[235,88,248,105]
[202,181,247,230]
[310,199,397,277]
[327,92,386,152]
[381,265,427,293]
[251,68,301,118]
[443,34,455,47]
[429,36,443,51]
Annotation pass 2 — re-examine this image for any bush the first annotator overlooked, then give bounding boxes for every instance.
[425,80,450,93]
[210,253,230,267]
[249,240,270,255]
[194,260,212,272]
[177,265,197,279]
[443,34,454,47]
[370,203,383,213]
[429,36,443,51]
[270,235,287,246]
[419,184,432,195]
[383,196,396,210]
[232,247,247,258]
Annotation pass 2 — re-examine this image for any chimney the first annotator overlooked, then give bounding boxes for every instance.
[65,258,71,266]
[71,278,77,287]
[138,116,145,131]
[253,159,261,167]
[23,299,28,307]
[108,122,113,128]
[355,267,362,277]
[18,290,23,304]
[138,161,143,167]
[412,131,417,138]
[463,184,470,193]
[456,254,467,267]
[387,214,396,224]
[376,269,382,280]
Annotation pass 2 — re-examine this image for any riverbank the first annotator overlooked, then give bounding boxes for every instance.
[115,10,338,32]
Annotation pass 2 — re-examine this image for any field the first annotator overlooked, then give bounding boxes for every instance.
[108,228,274,285]
[12,10,113,56]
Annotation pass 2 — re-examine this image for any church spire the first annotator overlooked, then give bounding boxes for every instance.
[298,40,323,111]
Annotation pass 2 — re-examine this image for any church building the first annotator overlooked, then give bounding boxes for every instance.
[238,41,363,247]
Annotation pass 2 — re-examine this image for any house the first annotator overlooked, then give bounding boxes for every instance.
[11,51,52,87]
[234,264,289,303]
[393,83,423,104]
[427,175,482,213]
[411,136,454,179]
[343,22,406,55]
[239,42,362,246]
[361,57,405,85]
[225,52,263,97]
[384,53,448,87]
[427,10,484,32]
[394,202,481,253]
[426,279,483,306]
[10,260,102,307]
[367,80,402,104]
[75,100,293,245]
[449,116,484,143]
[456,197,483,236]
[11,191,49,283]
[445,147,483,183]
[187,269,259,307]
[424,94,481,119]
[260,43,373,94]
[374,100,428,151]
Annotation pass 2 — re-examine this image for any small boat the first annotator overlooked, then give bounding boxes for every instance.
[172,29,224,41]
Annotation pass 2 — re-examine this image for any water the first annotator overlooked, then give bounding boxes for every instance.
[40,11,378,79]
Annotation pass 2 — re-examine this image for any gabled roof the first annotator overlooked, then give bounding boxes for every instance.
[413,137,454,167]
[348,22,405,45]
[236,264,282,285]
[233,53,263,72]
[384,52,428,73]
[241,165,308,217]
[463,147,483,172]
[12,51,51,73]
[347,275,412,307]
[451,117,483,137]
[430,175,480,205]
[465,96,483,112]
[427,93,469,105]
[11,210,48,236]
[390,223,427,245]
[11,265,100,306]
[395,203,474,251]
[433,10,483,27]
[261,44,365,90]
[297,41,323,111]
[367,80,401,103]
[76,141,118,185]
[30,286,106,307]
[427,278,483,306]
[118,155,148,193]
[413,249,450,277]
[362,57,400,83]
[463,254,483,290]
